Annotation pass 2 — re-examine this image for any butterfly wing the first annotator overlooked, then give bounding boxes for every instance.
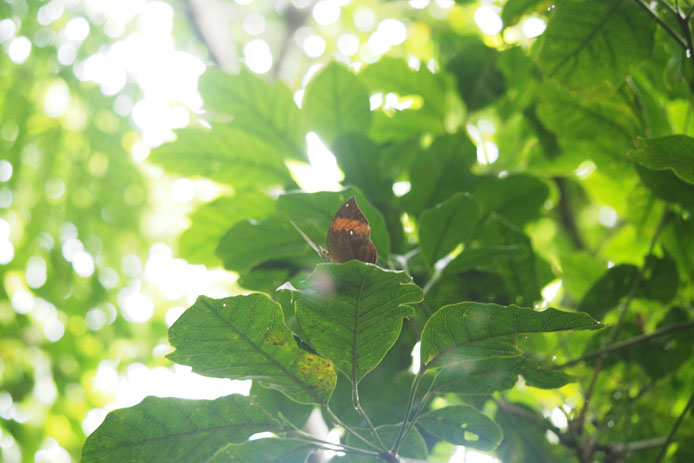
[327,196,378,264]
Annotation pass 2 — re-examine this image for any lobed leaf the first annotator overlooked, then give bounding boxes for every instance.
[168,294,337,404]
[82,395,282,463]
[291,261,423,383]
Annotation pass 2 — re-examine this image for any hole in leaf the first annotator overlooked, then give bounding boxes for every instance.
[463,431,479,442]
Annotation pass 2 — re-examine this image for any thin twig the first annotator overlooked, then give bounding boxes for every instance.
[576,209,670,433]
[654,389,694,463]
[633,0,688,48]
[184,0,222,66]
[322,405,384,453]
[289,429,381,457]
[554,319,694,368]
[672,0,694,96]
[353,385,388,451]
[391,370,425,454]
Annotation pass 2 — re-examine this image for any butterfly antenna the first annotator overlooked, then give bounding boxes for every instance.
[290,221,323,259]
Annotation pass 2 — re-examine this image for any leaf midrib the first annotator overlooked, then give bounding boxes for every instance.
[199,297,327,404]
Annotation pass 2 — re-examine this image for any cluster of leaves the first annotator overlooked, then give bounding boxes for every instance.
[0,1,174,460]
[82,0,694,462]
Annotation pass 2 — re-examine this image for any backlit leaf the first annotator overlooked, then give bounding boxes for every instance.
[179,193,275,267]
[420,302,602,368]
[291,261,423,383]
[199,67,307,161]
[82,395,282,463]
[303,62,371,144]
[538,0,655,89]
[150,125,294,188]
[627,135,694,184]
[168,294,337,404]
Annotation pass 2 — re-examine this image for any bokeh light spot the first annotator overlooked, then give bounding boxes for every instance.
[8,36,32,64]
[474,6,503,35]
[243,39,273,74]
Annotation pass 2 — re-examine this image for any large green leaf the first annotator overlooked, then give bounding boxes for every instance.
[420,302,602,368]
[81,395,283,463]
[444,244,529,275]
[636,165,694,211]
[149,124,293,188]
[179,193,275,267]
[303,62,371,144]
[536,83,640,153]
[578,254,679,319]
[216,219,312,273]
[167,294,337,404]
[401,133,478,216]
[419,192,481,265]
[359,57,448,124]
[343,424,428,463]
[250,382,313,428]
[198,67,307,161]
[427,356,575,395]
[291,261,423,383]
[332,134,394,202]
[627,135,694,184]
[502,0,549,26]
[472,174,549,227]
[538,0,655,89]
[417,405,502,451]
[208,438,315,463]
[458,215,542,306]
[444,35,505,111]
[495,402,574,463]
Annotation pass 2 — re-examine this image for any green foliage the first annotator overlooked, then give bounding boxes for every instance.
[417,405,502,450]
[168,294,337,404]
[3,0,693,462]
[292,262,423,382]
[81,395,284,463]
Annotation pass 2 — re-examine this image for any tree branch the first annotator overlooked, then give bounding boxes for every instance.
[633,0,688,48]
[654,389,694,463]
[554,318,694,368]
[575,208,671,433]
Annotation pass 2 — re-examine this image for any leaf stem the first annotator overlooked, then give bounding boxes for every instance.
[654,389,694,463]
[553,319,694,368]
[671,0,694,96]
[322,405,384,452]
[397,375,438,451]
[289,428,381,457]
[575,208,670,433]
[391,369,425,455]
[633,0,688,48]
[352,384,388,450]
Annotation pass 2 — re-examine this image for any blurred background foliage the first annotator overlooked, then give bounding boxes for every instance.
[1,0,693,462]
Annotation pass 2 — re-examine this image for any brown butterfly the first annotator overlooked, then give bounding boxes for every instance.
[292,196,377,264]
